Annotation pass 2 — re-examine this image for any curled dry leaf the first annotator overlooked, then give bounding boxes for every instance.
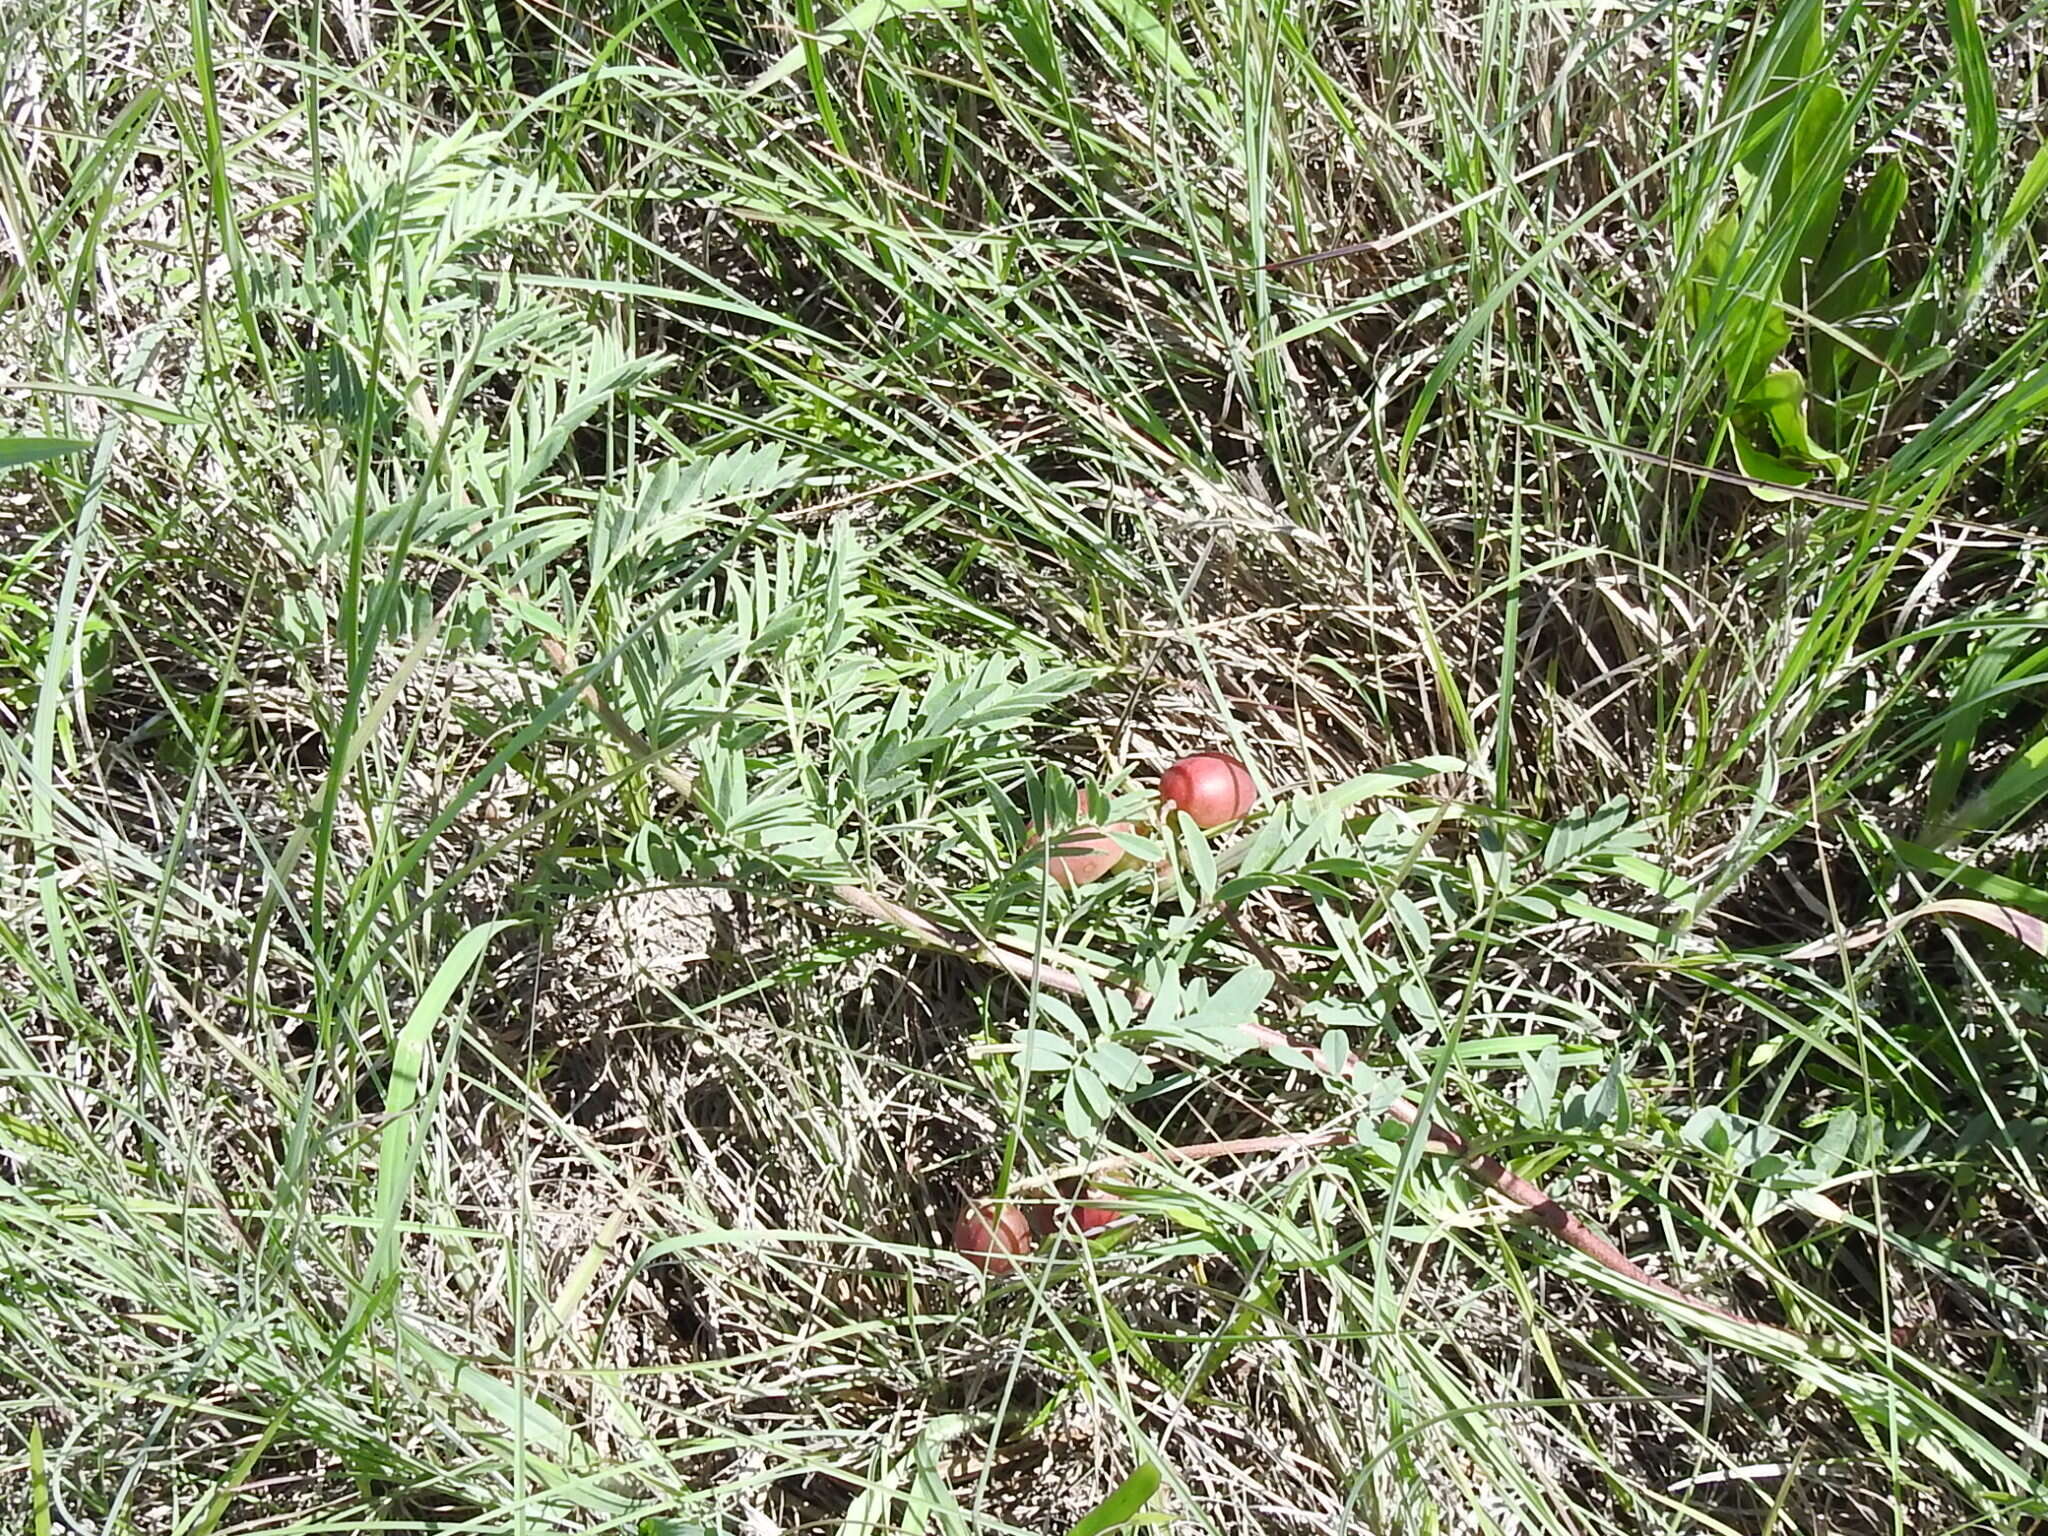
[1784,897,2048,960]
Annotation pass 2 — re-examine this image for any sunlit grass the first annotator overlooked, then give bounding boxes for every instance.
[3,0,2048,1531]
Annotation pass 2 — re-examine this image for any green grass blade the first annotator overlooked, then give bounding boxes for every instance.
[0,437,91,470]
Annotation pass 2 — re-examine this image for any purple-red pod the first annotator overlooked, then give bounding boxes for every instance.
[1073,1194,1121,1234]
[1159,752,1257,829]
[1028,792,1137,888]
[953,1201,1034,1275]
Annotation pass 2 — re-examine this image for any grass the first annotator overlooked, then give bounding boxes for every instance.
[4,0,2048,1530]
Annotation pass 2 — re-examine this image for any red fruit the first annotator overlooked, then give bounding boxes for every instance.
[953,1201,1034,1276]
[1027,793,1137,888]
[1159,752,1256,829]
[1073,1196,1120,1234]
[1041,822,1136,888]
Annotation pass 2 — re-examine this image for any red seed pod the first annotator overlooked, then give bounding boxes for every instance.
[1041,822,1136,888]
[1158,752,1256,829]
[952,1201,1034,1275]
[1073,1195,1120,1234]
[1027,793,1137,888]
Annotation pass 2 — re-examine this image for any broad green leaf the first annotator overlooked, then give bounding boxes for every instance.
[1742,366,1847,476]
[1014,1028,1077,1072]
[1813,158,1908,325]
[1728,427,1816,500]
[1778,81,1850,276]
[1929,720,2048,848]
[1809,1108,1862,1177]
[1065,1462,1163,1536]
[1563,1065,1625,1133]
[1727,0,1827,174]
[1686,207,1739,331]
[1141,965,1272,1057]
[1810,158,1908,424]
[1924,610,2048,829]
[1064,1064,1113,1139]
[1085,1038,1153,1093]
[1694,207,1791,396]
[1681,1106,1734,1157]
[1177,810,1217,901]
[0,437,91,471]
[1518,1045,1561,1127]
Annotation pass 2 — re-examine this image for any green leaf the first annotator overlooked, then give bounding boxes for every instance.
[370,921,518,1290]
[505,344,669,500]
[1014,1028,1077,1072]
[1541,796,1635,868]
[1813,159,1909,327]
[28,1423,50,1536]
[1603,853,1697,905]
[1086,0,1201,82]
[1809,158,1908,423]
[1879,352,2048,501]
[1065,1462,1163,1536]
[1777,81,1850,276]
[1264,1037,1322,1075]
[1563,1061,1627,1133]
[1741,366,1848,476]
[401,1333,625,1511]
[747,0,969,95]
[1809,1108,1862,1178]
[1694,207,1792,396]
[1555,894,1676,945]
[597,442,806,586]
[1681,1106,1734,1158]
[1518,1044,1561,1127]
[1924,610,2048,829]
[1063,1065,1113,1139]
[1927,720,2048,848]
[1164,965,1273,1036]
[1728,0,1827,148]
[1945,0,1999,196]
[1084,1038,1153,1094]
[0,437,91,471]
[1728,426,1817,500]
[1177,811,1218,901]
[1884,834,2048,917]
[1994,141,2048,253]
